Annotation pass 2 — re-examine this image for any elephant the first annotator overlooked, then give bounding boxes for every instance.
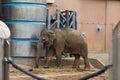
[35,28,90,69]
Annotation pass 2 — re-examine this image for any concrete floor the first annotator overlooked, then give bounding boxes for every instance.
[88,53,109,64]
[12,52,110,69]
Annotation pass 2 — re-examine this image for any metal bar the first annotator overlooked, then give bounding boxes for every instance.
[60,14,65,27]
[51,20,57,27]
[71,11,76,29]
[56,9,61,28]
[46,9,51,29]
[65,10,69,28]
[60,21,64,27]
[69,12,73,21]
[0,39,4,80]
[69,21,73,28]
[75,11,77,29]
[3,40,10,80]
[60,13,66,21]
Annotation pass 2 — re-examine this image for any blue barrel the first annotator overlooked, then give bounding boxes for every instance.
[2,0,46,57]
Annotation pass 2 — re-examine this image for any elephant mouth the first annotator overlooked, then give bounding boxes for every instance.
[43,41,53,47]
[41,38,49,43]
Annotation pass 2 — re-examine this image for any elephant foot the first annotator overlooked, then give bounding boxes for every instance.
[72,66,80,71]
[84,64,91,70]
[43,66,49,69]
[72,66,80,68]
[34,65,39,68]
[84,66,90,71]
[56,65,63,69]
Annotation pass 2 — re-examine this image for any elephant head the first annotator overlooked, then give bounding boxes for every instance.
[40,29,56,47]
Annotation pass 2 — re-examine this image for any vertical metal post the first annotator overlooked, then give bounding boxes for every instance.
[111,21,120,80]
[46,9,51,29]
[66,10,69,28]
[75,11,77,29]
[3,40,10,80]
[60,12,64,27]
[71,11,76,29]
[56,10,60,28]
[0,39,4,80]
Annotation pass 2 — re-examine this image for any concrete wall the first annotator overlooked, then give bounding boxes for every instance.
[47,0,120,53]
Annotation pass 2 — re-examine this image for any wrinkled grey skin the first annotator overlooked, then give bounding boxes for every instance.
[35,28,90,69]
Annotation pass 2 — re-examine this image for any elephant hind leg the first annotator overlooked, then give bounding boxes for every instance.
[72,54,80,69]
[44,57,52,68]
[81,48,90,70]
[82,55,90,70]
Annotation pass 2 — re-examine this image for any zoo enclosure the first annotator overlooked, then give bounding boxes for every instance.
[0,20,113,80]
[0,0,119,79]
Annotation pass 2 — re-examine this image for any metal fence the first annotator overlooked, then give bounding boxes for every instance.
[46,9,77,29]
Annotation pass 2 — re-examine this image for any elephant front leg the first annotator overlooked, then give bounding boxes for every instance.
[56,51,62,68]
[82,47,90,70]
[35,42,43,68]
[44,48,54,68]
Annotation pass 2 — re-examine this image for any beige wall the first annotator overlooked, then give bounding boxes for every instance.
[47,0,120,53]
[0,0,119,52]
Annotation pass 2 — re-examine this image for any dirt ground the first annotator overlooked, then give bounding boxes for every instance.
[10,64,108,80]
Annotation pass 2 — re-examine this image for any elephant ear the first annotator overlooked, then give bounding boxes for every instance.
[48,30,56,40]
[48,30,54,34]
